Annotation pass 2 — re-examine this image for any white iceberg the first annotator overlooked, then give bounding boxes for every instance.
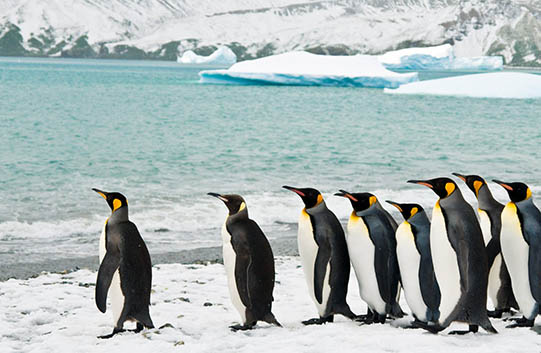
[384,72,541,99]
[199,51,418,88]
[178,46,237,66]
[379,44,503,71]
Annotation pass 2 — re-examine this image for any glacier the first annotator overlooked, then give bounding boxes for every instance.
[378,44,503,71]
[177,46,237,66]
[384,72,541,99]
[199,51,418,88]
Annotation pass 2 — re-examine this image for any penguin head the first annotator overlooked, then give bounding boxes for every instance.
[407,177,457,199]
[208,193,247,216]
[385,201,423,221]
[492,180,532,203]
[282,186,323,209]
[334,190,377,212]
[452,173,486,198]
[92,188,128,212]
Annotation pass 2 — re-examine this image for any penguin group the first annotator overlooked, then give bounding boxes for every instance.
[91,174,540,338]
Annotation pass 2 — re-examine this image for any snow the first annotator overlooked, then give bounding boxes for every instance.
[177,46,237,66]
[199,51,418,88]
[378,44,503,71]
[2,256,540,353]
[384,72,541,99]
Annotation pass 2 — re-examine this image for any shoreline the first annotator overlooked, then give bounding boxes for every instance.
[0,236,298,281]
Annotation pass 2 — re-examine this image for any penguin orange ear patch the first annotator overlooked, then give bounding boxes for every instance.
[112,199,122,211]
[445,182,455,196]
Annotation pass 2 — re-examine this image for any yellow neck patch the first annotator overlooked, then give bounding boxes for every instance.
[238,202,246,212]
[526,188,532,200]
[445,182,455,197]
[316,194,324,206]
[473,180,483,197]
[369,196,377,207]
[350,210,360,221]
[410,207,419,218]
[112,199,122,212]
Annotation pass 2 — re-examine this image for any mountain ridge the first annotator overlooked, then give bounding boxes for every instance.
[1,0,540,66]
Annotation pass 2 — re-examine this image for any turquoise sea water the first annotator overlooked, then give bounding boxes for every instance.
[1,57,540,264]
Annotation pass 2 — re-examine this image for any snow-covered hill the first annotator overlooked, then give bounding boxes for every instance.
[1,0,540,66]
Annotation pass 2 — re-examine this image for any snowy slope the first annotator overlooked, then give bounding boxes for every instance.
[2,256,540,353]
[0,0,540,66]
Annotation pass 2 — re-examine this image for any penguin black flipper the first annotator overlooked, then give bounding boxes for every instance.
[365,214,393,308]
[413,224,441,315]
[231,238,252,308]
[96,249,121,313]
[313,235,331,305]
[517,205,541,302]
[485,238,500,270]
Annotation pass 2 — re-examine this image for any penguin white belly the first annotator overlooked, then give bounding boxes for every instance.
[346,216,386,314]
[430,204,461,324]
[500,204,536,319]
[221,222,247,323]
[396,222,427,322]
[298,211,331,316]
[488,254,503,309]
[478,209,492,246]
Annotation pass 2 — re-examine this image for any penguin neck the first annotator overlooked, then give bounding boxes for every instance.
[305,200,327,215]
[439,188,465,208]
[354,204,376,217]
[477,185,502,211]
[227,208,249,223]
[408,210,430,228]
[515,197,535,212]
[109,206,129,224]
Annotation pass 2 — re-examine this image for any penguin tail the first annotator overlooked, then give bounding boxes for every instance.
[263,312,282,327]
[480,317,498,334]
[134,310,155,329]
[390,302,406,318]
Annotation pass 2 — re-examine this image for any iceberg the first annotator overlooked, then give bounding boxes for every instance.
[199,51,418,88]
[178,46,236,66]
[384,72,541,99]
[378,44,503,71]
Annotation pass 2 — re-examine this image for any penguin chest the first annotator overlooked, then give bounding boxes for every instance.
[99,223,125,326]
[500,204,536,319]
[396,222,427,322]
[297,211,331,316]
[478,209,492,246]
[346,216,386,314]
[221,223,247,323]
[430,204,461,324]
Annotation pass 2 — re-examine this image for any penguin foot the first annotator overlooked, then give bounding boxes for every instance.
[402,320,427,329]
[229,323,255,332]
[487,309,504,318]
[302,316,334,325]
[128,323,144,333]
[449,325,479,335]
[98,328,125,339]
[410,320,443,334]
[506,317,534,328]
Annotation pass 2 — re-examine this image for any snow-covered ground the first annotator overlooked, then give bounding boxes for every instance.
[384,72,541,99]
[199,51,418,88]
[178,46,237,66]
[2,256,540,353]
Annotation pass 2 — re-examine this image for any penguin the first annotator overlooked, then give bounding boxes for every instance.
[408,178,496,334]
[282,186,357,324]
[208,193,281,331]
[493,180,541,328]
[334,190,403,324]
[386,201,441,326]
[92,189,154,339]
[453,173,517,317]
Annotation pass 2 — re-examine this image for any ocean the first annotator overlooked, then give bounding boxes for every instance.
[1,57,540,266]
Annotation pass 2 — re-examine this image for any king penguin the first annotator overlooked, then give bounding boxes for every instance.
[386,201,441,326]
[408,178,496,334]
[208,193,281,331]
[493,180,541,328]
[453,173,517,317]
[282,186,357,324]
[334,190,403,324]
[92,189,154,339]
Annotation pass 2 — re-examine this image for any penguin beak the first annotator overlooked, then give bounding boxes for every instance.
[492,180,513,191]
[385,200,402,212]
[92,188,108,200]
[207,192,229,202]
[452,173,467,182]
[282,186,305,197]
[334,190,358,202]
[407,180,433,189]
